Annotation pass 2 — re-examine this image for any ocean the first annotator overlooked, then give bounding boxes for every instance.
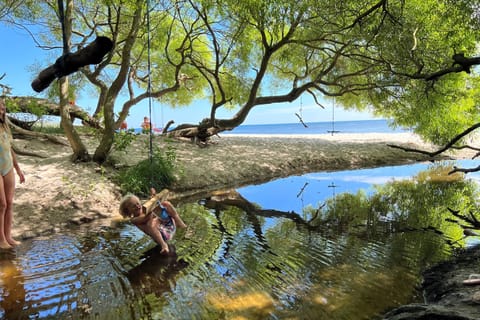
[223,119,409,135]
[132,119,409,135]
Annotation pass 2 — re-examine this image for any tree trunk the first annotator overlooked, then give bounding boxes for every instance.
[58,0,90,162]
[93,99,115,163]
[93,0,144,163]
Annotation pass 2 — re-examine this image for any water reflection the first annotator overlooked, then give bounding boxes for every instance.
[0,251,26,319]
[1,161,479,319]
[127,245,189,295]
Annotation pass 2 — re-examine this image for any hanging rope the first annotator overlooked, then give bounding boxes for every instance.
[57,0,69,54]
[146,0,154,174]
[327,98,340,135]
[294,96,308,128]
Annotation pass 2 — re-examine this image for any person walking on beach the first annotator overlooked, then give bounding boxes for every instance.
[119,190,187,254]
[0,99,25,249]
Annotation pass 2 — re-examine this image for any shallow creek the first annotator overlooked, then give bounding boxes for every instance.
[2,161,479,319]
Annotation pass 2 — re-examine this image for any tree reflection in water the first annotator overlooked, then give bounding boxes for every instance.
[189,163,479,318]
[203,163,477,250]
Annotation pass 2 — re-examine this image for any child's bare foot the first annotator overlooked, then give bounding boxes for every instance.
[0,241,12,249]
[7,238,20,246]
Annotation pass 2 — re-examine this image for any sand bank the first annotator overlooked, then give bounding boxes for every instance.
[10,132,469,239]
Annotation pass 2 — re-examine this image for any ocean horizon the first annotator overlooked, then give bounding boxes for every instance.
[131,119,409,135]
[223,119,409,135]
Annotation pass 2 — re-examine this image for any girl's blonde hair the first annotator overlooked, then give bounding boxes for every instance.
[0,98,11,136]
[119,194,137,218]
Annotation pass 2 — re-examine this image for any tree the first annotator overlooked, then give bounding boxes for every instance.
[151,0,479,142]
[3,0,480,163]
[2,0,207,162]
[58,0,91,161]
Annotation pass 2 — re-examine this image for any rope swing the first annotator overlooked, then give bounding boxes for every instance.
[327,98,340,135]
[145,0,163,193]
[146,0,154,168]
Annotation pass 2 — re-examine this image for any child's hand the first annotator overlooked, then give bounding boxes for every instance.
[160,244,170,255]
[150,187,156,197]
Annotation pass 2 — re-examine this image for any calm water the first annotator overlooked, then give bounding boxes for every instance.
[2,160,478,319]
[223,119,409,135]
[132,119,410,135]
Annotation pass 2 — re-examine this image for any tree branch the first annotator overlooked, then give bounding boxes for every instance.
[388,122,480,158]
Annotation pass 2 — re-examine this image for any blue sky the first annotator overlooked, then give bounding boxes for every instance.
[0,23,377,128]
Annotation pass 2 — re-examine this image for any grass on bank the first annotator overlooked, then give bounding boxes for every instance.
[116,147,177,198]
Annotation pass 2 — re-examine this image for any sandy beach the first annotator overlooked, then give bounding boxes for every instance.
[10,132,470,239]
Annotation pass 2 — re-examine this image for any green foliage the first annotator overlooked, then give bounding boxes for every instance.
[324,190,370,227]
[5,0,480,155]
[372,73,480,144]
[5,97,49,117]
[333,0,480,143]
[113,129,137,152]
[117,147,177,197]
[198,0,480,144]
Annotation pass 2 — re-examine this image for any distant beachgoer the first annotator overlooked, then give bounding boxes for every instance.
[120,121,128,131]
[141,116,151,133]
[0,99,25,249]
[119,190,187,254]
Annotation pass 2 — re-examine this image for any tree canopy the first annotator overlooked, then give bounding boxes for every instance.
[1,0,480,162]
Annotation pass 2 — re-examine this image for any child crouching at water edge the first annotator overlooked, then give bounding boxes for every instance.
[119,194,187,254]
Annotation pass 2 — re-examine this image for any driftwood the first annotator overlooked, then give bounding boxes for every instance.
[7,96,102,129]
[9,120,68,146]
[162,120,175,133]
[31,36,113,92]
[12,144,47,158]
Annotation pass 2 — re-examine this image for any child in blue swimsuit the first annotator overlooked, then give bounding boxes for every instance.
[155,201,177,241]
[119,194,187,254]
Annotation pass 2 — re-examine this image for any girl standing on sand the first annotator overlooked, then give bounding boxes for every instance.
[0,99,25,249]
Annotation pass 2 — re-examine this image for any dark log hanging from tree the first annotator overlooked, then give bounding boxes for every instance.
[31,36,114,92]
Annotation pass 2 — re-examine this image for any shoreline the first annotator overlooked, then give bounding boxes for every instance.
[219,132,427,145]
[168,132,453,195]
[222,131,416,138]
[11,132,468,239]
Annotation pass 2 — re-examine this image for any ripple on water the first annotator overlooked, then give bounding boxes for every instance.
[0,195,456,319]
[1,234,139,319]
